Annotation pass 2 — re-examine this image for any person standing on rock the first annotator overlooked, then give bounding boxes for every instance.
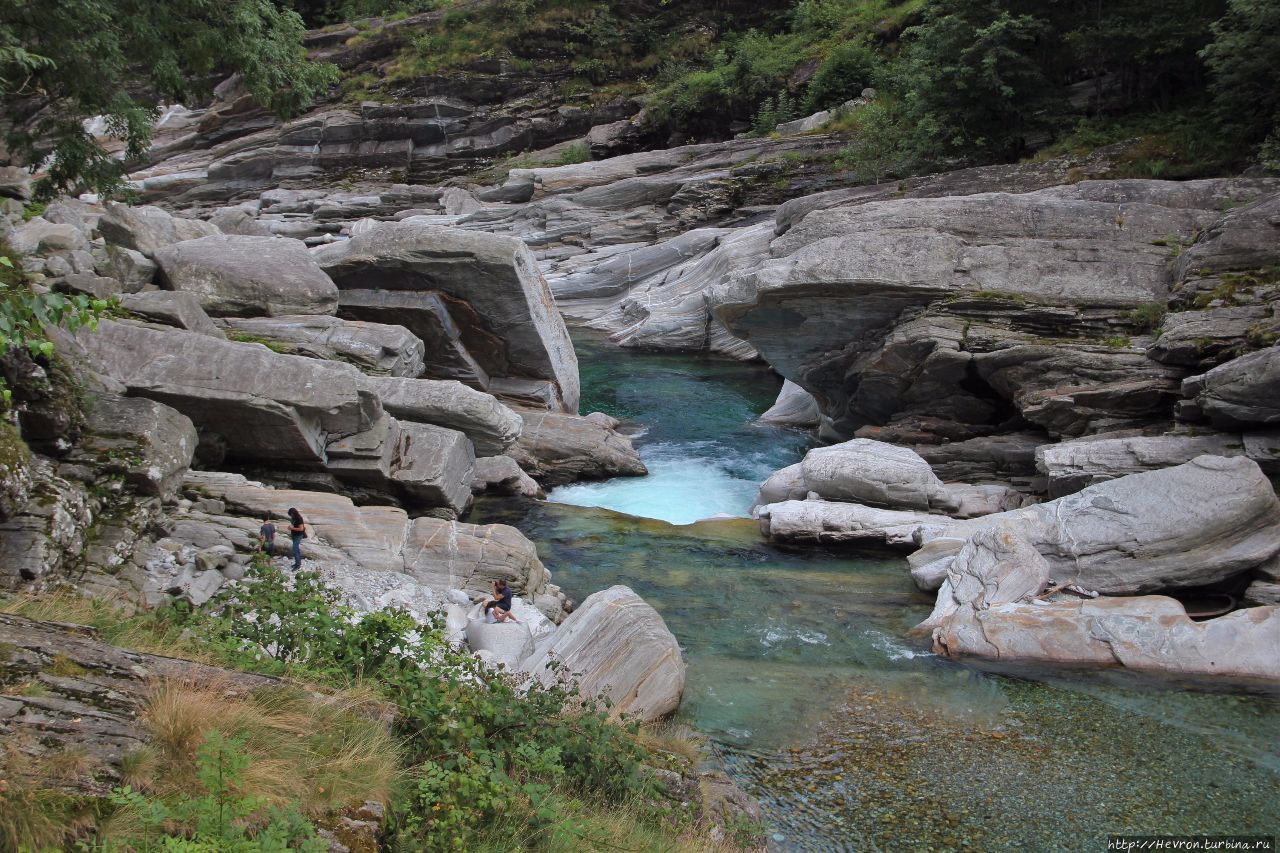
[258,513,276,556]
[287,507,306,570]
[485,579,519,623]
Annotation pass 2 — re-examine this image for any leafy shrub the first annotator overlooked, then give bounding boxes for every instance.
[200,557,650,850]
[804,41,880,112]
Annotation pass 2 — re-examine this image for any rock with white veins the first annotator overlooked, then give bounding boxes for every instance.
[910,455,1280,595]
[521,585,685,721]
[758,380,821,428]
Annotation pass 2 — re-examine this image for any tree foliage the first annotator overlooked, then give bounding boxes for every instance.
[1201,0,1280,147]
[0,0,337,199]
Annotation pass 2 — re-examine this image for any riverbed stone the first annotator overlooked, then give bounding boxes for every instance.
[801,439,948,511]
[911,455,1280,595]
[402,516,548,600]
[758,380,821,428]
[758,499,953,549]
[1035,432,1253,497]
[472,455,543,497]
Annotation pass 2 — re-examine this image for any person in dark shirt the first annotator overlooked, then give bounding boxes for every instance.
[287,507,306,570]
[258,514,276,554]
[484,579,519,623]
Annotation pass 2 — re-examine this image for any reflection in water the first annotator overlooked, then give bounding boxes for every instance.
[475,333,1280,849]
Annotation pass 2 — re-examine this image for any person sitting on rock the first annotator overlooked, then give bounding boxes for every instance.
[258,513,275,555]
[484,579,519,623]
[286,507,306,570]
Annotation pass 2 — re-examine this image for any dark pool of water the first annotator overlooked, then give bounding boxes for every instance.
[474,332,1280,850]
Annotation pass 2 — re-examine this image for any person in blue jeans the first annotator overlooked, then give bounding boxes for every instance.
[287,507,306,570]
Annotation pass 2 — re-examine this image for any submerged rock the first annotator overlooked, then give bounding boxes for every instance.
[521,585,685,721]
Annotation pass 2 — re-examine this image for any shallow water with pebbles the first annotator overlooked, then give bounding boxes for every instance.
[474,332,1280,850]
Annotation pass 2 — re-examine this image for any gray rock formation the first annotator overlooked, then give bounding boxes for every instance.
[472,455,544,498]
[154,235,339,317]
[508,409,647,486]
[79,320,376,465]
[909,455,1280,595]
[1035,431,1263,497]
[361,375,522,456]
[98,202,220,256]
[521,585,685,721]
[931,590,1280,683]
[220,315,426,376]
[800,439,948,511]
[118,291,226,337]
[92,244,157,292]
[758,380,821,428]
[1182,346,1280,428]
[757,499,954,549]
[315,222,579,412]
[72,394,198,499]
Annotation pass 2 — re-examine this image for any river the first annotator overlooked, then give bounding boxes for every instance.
[473,331,1280,850]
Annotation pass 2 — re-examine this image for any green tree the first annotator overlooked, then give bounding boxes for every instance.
[0,0,337,199]
[897,0,1061,162]
[1201,0,1280,149]
[804,41,880,113]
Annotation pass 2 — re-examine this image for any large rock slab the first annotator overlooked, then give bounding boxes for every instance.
[758,499,953,549]
[932,595,1280,683]
[221,315,425,376]
[800,439,948,511]
[98,202,220,256]
[154,235,339,317]
[1182,346,1280,428]
[361,375,522,455]
[1035,432,1254,497]
[73,395,197,499]
[911,455,1280,595]
[508,410,646,485]
[402,516,548,598]
[315,222,579,412]
[119,291,225,337]
[79,320,378,464]
[521,585,685,721]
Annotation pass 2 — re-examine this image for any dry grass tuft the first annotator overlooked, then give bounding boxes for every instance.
[0,592,209,661]
[637,721,705,764]
[140,679,400,813]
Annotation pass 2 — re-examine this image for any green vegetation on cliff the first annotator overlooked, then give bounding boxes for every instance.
[0,560,756,851]
[0,0,337,198]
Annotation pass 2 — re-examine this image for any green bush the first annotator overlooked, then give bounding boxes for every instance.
[200,557,650,850]
[804,41,880,112]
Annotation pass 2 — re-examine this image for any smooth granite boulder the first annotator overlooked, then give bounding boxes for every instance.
[910,455,1280,595]
[361,375,522,455]
[220,315,425,376]
[521,585,685,721]
[1182,346,1280,428]
[98,202,220,257]
[92,244,157,293]
[508,409,646,485]
[757,499,953,549]
[315,222,579,412]
[472,455,543,497]
[800,439,948,511]
[402,516,548,599]
[758,380,821,428]
[932,595,1280,683]
[466,618,535,670]
[79,320,378,464]
[154,235,339,317]
[1035,432,1253,497]
[916,525,1052,633]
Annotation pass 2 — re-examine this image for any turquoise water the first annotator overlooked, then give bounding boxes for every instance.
[474,333,1280,850]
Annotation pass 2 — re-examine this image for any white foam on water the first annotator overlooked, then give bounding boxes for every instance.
[868,629,933,662]
[548,442,763,525]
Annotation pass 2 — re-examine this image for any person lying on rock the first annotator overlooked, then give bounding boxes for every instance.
[484,579,519,623]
